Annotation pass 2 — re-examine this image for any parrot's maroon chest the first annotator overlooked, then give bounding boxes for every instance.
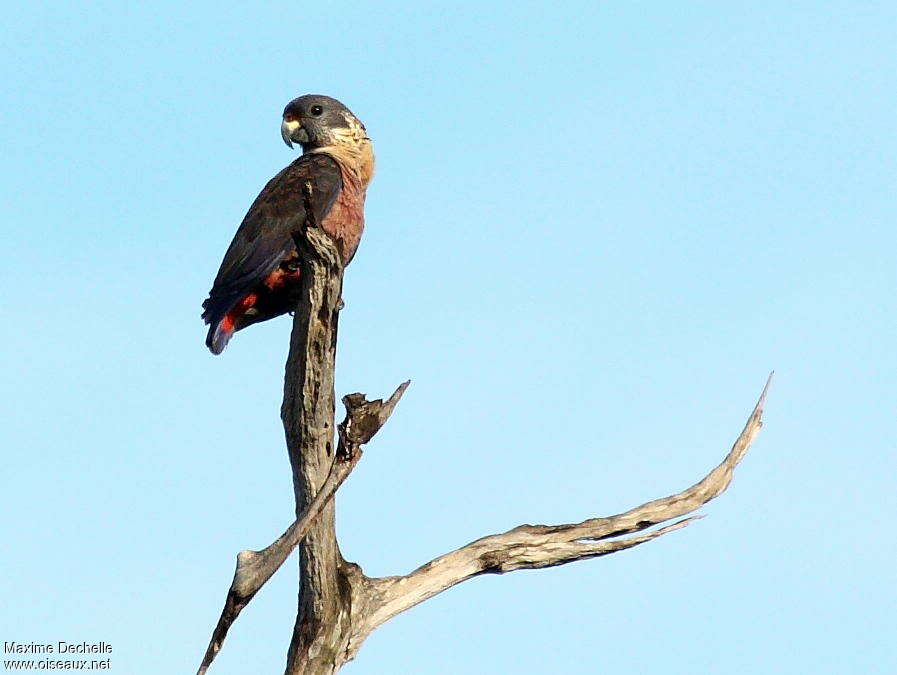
[320,161,367,264]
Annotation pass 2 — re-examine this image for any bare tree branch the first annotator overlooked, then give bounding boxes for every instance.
[196,383,409,675]
[196,456,355,675]
[347,374,772,652]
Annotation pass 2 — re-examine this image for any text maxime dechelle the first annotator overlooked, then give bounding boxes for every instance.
[4,643,111,655]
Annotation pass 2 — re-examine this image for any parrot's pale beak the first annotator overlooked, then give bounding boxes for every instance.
[281,118,309,148]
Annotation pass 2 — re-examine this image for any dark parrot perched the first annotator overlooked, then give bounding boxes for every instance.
[201,94,375,354]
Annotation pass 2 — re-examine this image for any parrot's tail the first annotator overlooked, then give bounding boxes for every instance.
[206,319,235,355]
[203,292,259,355]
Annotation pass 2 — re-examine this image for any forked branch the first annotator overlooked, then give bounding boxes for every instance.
[197,382,410,675]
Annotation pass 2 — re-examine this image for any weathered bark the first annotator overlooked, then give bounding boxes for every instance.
[198,185,772,675]
[196,378,407,675]
[280,213,353,674]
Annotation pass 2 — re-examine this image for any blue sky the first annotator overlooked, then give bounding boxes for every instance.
[2,1,894,673]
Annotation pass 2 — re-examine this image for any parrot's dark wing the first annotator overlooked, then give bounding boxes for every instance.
[201,153,343,329]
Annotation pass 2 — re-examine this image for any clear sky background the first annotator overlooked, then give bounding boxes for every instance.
[2,1,894,673]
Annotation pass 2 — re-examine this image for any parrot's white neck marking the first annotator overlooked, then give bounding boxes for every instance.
[311,113,375,187]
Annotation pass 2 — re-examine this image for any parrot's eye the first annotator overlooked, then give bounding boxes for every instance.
[310,105,324,116]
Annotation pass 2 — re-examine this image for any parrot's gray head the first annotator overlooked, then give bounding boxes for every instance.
[281,94,367,152]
